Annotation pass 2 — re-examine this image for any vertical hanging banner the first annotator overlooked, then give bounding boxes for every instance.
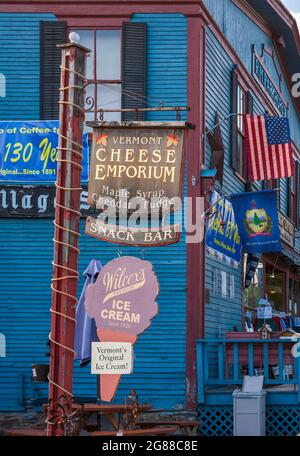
[205,190,242,262]
[0,121,89,181]
[85,256,159,401]
[230,190,281,253]
[84,121,191,246]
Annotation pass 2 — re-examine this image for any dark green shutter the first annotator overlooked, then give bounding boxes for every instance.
[40,21,67,119]
[247,91,254,115]
[121,22,147,121]
[230,67,238,170]
[245,90,254,192]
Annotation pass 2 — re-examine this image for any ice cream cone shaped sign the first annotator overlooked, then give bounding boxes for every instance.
[85,256,159,401]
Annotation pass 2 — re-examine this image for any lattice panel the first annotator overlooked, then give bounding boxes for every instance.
[198,406,300,436]
[198,407,233,436]
[266,407,300,436]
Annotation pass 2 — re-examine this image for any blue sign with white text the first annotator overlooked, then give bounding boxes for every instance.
[205,191,242,262]
[230,190,281,254]
[0,121,89,181]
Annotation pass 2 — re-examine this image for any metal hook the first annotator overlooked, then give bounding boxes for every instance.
[175,107,181,121]
[140,249,145,260]
[117,246,122,257]
[98,110,104,122]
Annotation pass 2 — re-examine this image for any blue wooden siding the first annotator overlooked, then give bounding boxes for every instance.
[0,13,187,411]
[204,28,243,342]
[0,13,56,120]
[132,13,187,121]
[0,12,57,411]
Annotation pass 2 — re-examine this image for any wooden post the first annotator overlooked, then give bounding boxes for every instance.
[47,41,89,436]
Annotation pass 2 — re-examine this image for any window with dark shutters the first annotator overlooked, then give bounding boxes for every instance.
[40,21,67,120]
[296,161,300,229]
[247,91,254,116]
[263,178,280,209]
[122,22,147,121]
[245,90,254,192]
[288,170,296,224]
[230,67,238,170]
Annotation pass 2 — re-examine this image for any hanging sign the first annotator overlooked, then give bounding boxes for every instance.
[86,121,187,213]
[205,190,241,262]
[85,256,159,335]
[230,190,281,254]
[257,306,272,319]
[252,49,288,117]
[0,121,89,181]
[0,185,96,218]
[85,216,181,246]
[84,256,159,401]
[278,211,295,248]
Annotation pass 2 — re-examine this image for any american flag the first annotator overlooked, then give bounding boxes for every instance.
[244,114,294,181]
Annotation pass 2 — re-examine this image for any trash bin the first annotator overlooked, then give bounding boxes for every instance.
[233,389,266,436]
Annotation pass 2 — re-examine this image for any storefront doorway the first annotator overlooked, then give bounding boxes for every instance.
[244,254,300,325]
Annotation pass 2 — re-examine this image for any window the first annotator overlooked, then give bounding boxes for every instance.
[289,278,299,316]
[264,179,280,208]
[73,29,122,123]
[229,275,235,299]
[236,84,247,178]
[212,269,218,295]
[221,271,227,297]
[288,164,296,223]
[244,259,264,310]
[265,264,285,312]
[296,160,300,228]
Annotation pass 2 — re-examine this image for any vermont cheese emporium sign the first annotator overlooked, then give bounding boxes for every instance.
[87,122,187,213]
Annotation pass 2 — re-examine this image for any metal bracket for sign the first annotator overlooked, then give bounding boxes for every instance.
[84,104,191,122]
[83,79,190,121]
[203,111,281,138]
[203,187,280,220]
[204,113,242,138]
[86,120,195,130]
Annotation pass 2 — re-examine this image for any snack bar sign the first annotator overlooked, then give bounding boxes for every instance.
[87,122,187,212]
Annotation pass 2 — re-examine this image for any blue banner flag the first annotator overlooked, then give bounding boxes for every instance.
[205,190,242,262]
[230,190,281,254]
[0,121,89,181]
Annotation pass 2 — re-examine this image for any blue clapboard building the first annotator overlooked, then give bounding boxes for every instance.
[0,0,300,436]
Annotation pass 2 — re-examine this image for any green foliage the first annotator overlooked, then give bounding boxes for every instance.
[253,212,260,225]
